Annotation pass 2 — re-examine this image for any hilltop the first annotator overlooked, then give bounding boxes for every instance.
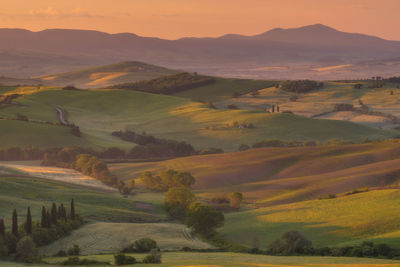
[36,61,178,88]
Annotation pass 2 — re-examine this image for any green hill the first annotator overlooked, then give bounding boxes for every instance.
[36,61,178,88]
[0,85,396,151]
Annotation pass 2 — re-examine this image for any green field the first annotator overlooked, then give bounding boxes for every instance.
[40,222,212,255]
[173,77,273,102]
[0,85,395,151]
[221,189,400,249]
[44,252,400,266]
[0,176,165,225]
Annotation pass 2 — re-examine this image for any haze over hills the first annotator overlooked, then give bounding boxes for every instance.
[0,24,399,79]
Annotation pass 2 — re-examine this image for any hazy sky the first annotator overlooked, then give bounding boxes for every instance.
[1,0,399,40]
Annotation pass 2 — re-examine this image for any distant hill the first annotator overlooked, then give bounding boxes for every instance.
[37,61,178,88]
[0,25,400,79]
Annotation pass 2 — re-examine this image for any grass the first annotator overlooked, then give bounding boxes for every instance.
[0,85,395,151]
[44,252,400,266]
[221,189,400,249]
[40,222,212,255]
[173,77,273,102]
[0,176,165,225]
[36,61,178,88]
[110,141,400,204]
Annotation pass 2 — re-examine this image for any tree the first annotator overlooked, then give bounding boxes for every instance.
[51,202,58,225]
[238,144,250,151]
[0,218,5,238]
[186,202,224,236]
[134,238,158,252]
[12,209,18,237]
[16,236,38,263]
[230,192,243,210]
[70,199,75,220]
[25,207,32,235]
[41,207,47,228]
[268,231,312,255]
[165,187,195,220]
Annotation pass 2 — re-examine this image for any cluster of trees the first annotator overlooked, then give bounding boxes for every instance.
[0,200,83,263]
[164,186,224,237]
[117,238,162,264]
[0,146,45,161]
[140,170,195,192]
[112,130,195,159]
[111,72,216,95]
[251,140,317,149]
[281,80,324,93]
[42,148,134,194]
[211,192,244,211]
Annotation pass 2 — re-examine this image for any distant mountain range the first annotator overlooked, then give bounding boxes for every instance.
[0,24,399,79]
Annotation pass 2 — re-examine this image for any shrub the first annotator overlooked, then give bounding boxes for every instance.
[62,256,109,265]
[281,80,323,93]
[238,144,250,151]
[134,238,158,252]
[268,231,312,255]
[67,244,80,256]
[16,236,38,263]
[142,249,162,264]
[114,254,137,265]
[333,103,355,111]
[227,104,239,109]
[54,250,67,257]
[199,148,224,155]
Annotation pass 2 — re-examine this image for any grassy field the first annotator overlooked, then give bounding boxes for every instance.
[173,77,273,102]
[219,81,400,129]
[36,61,178,88]
[0,85,395,151]
[0,176,165,225]
[40,222,212,255]
[44,252,400,266]
[221,189,400,249]
[111,141,400,204]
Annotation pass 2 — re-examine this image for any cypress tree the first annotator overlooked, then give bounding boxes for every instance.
[25,207,32,234]
[12,209,18,237]
[46,211,51,227]
[51,202,58,225]
[0,218,5,237]
[60,204,66,220]
[41,206,47,228]
[70,199,75,220]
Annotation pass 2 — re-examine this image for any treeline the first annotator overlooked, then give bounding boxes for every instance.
[112,130,195,159]
[110,72,216,94]
[42,148,134,194]
[139,170,195,192]
[281,80,324,93]
[0,200,83,263]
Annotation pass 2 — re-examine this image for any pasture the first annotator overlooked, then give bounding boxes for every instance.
[40,222,212,255]
[0,85,395,151]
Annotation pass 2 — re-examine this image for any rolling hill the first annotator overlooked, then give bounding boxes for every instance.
[111,141,400,204]
[36,61,178,88]
[0,85,395,151]
[0,25,400,79]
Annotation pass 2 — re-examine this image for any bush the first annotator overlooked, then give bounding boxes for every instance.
[54,250,67,257]
[199,148,224,155]
[62,256,109,265]
[281,80,323,93]
[114,254,137,265]
[238,144,250,151]
[227,104,239,109]
[16,236,38,263]
[134,238,158,252]
[67,244,80,256]
[142,249,162,264]
[268,231,312,255]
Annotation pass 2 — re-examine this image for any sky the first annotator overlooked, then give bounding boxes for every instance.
[0,0,399,40]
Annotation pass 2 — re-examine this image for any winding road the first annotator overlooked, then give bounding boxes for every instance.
[55,107,68,125]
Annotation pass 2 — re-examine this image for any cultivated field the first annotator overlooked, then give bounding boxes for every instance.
[218,81,400,130]
[44,252,400,267]
[222,189,400,249]
[111,141,400,204]
[40,222,212,255]
[0,85,395,151]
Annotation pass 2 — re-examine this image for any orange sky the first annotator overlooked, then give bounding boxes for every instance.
[0,0,399,40]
